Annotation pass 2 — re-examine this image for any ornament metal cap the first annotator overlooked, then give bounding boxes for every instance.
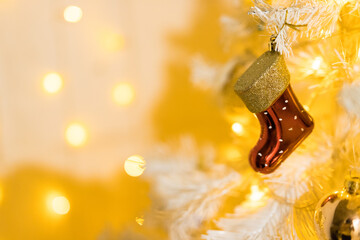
[345,177,360,195]
[234,51,290,113]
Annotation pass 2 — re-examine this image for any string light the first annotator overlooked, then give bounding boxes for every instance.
[241,185,268,209]
[42,72,63,94]
[65,123,88,147]
[112,82,135,106]
[64,6,83,23]
[135,216,144,226]
[46,193,70,216]
[249,185,265,201]
[124,155,145,177]
[52,196,70,215]
[304,105,310,112]
[231,122,244,136]
[311,57,322,70]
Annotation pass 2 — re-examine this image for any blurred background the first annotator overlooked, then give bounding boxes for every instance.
[2,0,356,238]
[0,0,244,239]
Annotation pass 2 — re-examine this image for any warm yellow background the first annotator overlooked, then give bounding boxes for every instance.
[0,0,246,239]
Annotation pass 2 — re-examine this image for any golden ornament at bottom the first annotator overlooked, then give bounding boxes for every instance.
[314,177,360,240]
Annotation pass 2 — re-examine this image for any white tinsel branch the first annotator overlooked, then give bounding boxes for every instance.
[250,0,342,55]
[204,200,294,240]
[263,137,333,205]
[338,81,360,118]
[145,137,242,240]
[167,167,241,240]
[203,134,333,240]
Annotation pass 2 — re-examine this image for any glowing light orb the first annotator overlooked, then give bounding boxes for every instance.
[312,57,322,70]
[43,73,63,94]
[249,185,265,201]
[65,123,87,147]
[304,105,310,112]
[64,6,83,23]
[231,122,244,136]
[112,83,135,106]
[136,216,144,226]
[124,155,145,177]
[52,196,70,215]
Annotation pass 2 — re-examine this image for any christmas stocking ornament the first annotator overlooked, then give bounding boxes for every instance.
[234,50,314,174]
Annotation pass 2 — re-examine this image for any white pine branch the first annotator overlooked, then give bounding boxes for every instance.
[339,81,360,118]
[250,0,342,55]
[166,167,241,240]
[145,137,242,240]
[204,199,293,240]
[263,138,333,204]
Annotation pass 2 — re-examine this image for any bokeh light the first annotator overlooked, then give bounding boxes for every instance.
[135,216,144,226]
[42,72,63,94]
[65,123,88,147]
[52,196,70,215]
[311,57,322,70]
[249,185,265,201]
[124,155,145,177]
[231,122,244,136]
[112,83,135,106]
[64,6,83,23]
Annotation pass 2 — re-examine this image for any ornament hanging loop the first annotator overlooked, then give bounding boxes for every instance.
[269,35,277,52]
[267,9,308,53]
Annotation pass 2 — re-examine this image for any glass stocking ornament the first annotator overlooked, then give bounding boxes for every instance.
[234,50,314,174]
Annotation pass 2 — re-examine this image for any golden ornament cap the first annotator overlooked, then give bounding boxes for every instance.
[234,51,290,113]
[314,177,360,240]
[346,176,360,195]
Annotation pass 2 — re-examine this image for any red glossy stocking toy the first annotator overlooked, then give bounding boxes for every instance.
[234,50,314,174]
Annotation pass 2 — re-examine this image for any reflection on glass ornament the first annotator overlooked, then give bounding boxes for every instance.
[235,50,314,174]
[314,177,360,240]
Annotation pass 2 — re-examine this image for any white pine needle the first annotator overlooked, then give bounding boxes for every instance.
[250,0,342,55]
[204,200,292,240]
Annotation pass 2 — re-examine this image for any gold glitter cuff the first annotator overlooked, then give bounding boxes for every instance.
[234,51,290,113]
